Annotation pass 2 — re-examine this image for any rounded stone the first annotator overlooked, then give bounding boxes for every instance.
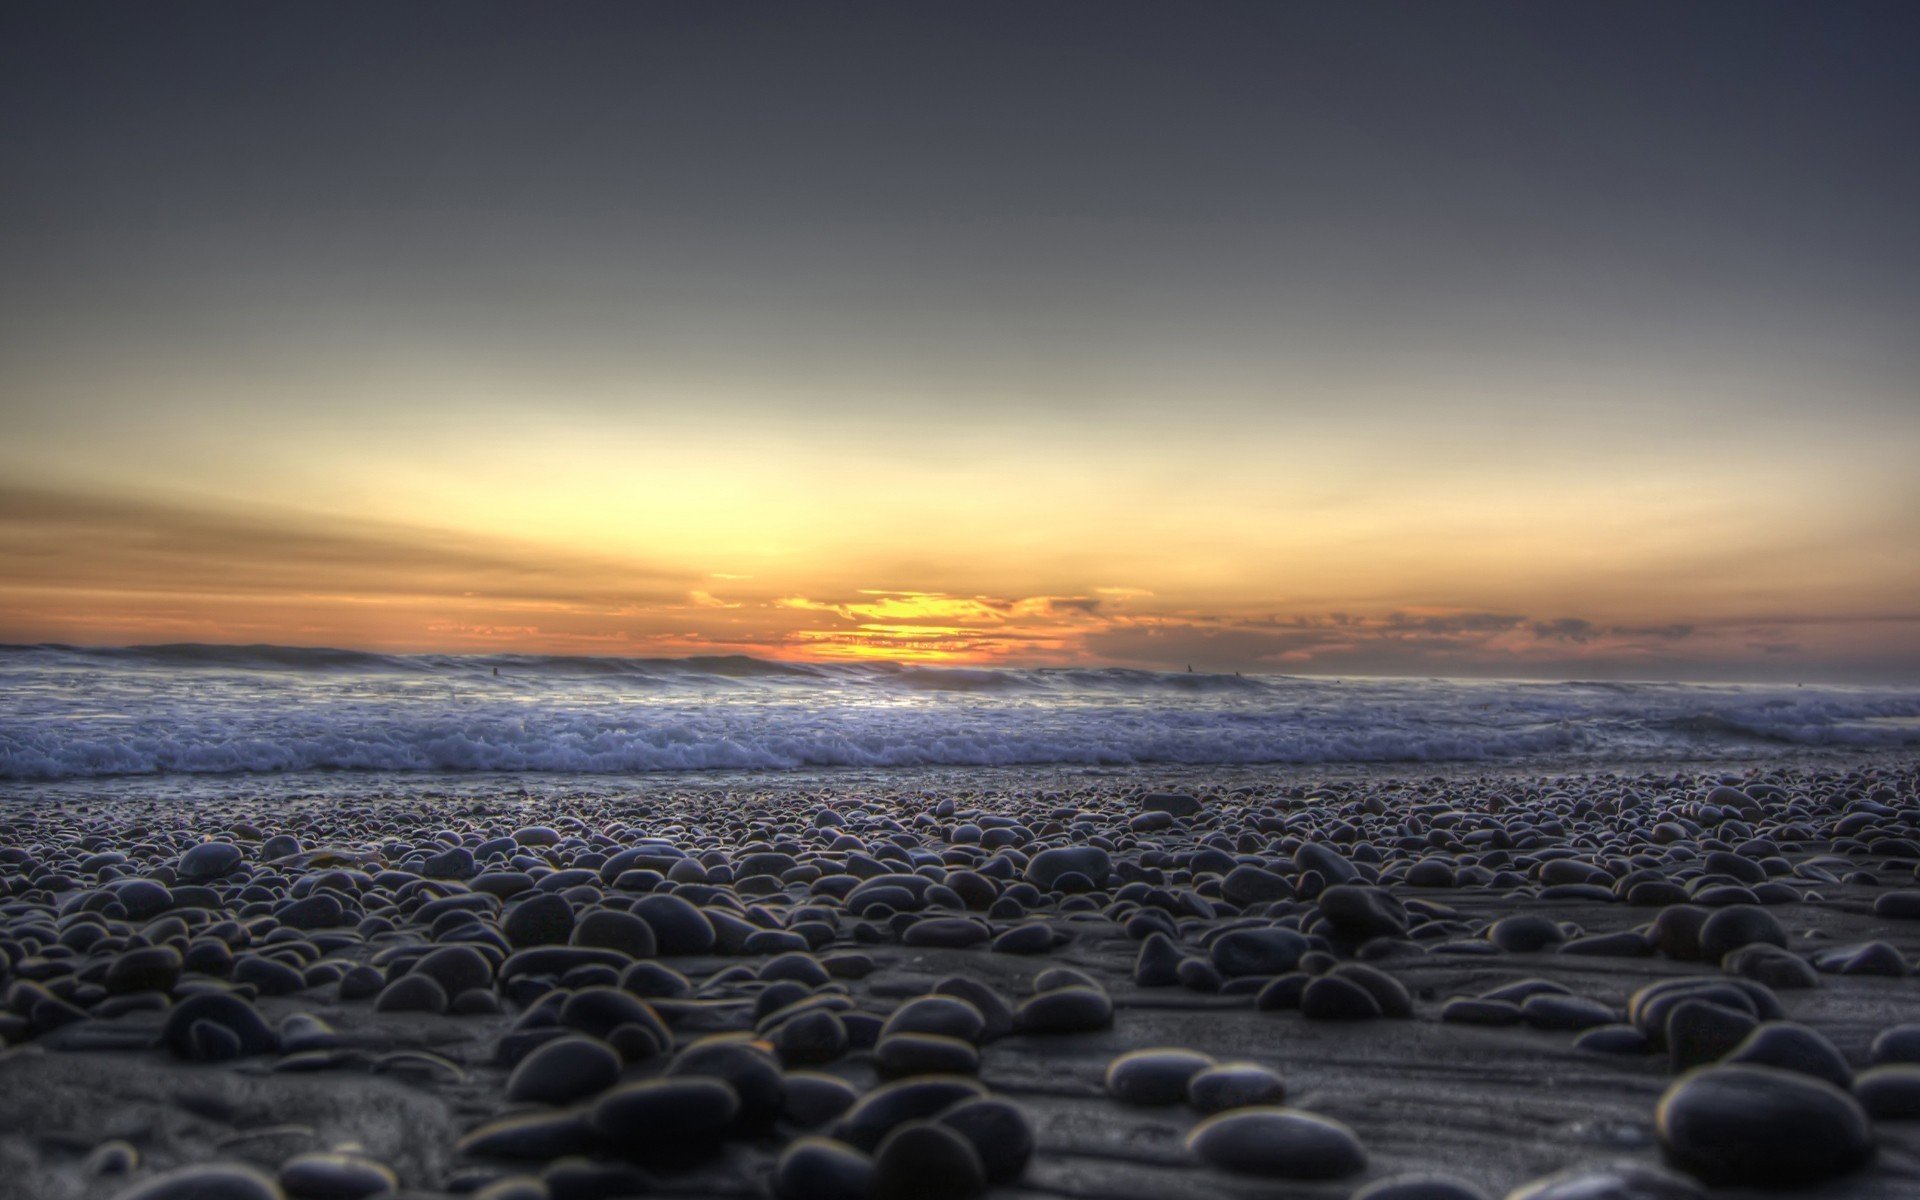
[1854,1065,1920,1119]
[1316,884,1407,941]
[109,1164,285,1200]
[873,1120,986,1200]
[1301,975,1384,1021]
[1488,914,1565,953]
[782,1071,862,1128]
[411,945,493,996]
[1209,927,1308,976]
[935,1097,1033,1184]
[177,842,245,882]
[1354,1175,1491,1200]
[1655,1064,1874,1186]
[1520,993,1616,1032]
[631,894,718,955]
[1871,890,1920,919]
[373,974,447,1014]
[1871,1023,1920,1064]
[106,946,183,995]
[506,1035,623,1105]
[504,894,575,949]
[667,1039,786,1131]
[1015,986,1112,1033]
[773,1137,874,1200]
[86,1140,139,1176]
[276,1153,396,1199]
[773,1009,849,1066]
[277,894,345,930]
[1722,1022,1851,1089]
[903,917,990,948]
[1697,905,1786,961]
[570,909,657,958]
[560,987,665,1043]
[162,992,278,1060]
[883,996,986,1044]
[1188,1061,1288,1113]
[838,1076,988,1152]
[1505,1161,1705,1200]
[1025,846,1112,890]
[877,1033,980,1076]
[1186,1106,1367,1179]
[1106,1048,1214,1105]
[588,1077,740,1154]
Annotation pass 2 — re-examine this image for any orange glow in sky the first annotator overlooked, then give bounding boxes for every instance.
[3,5,1917,682]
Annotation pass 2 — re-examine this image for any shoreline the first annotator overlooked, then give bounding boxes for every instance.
[6,746,1916,805]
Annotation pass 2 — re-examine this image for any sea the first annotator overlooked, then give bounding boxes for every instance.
[2,645,1916,799]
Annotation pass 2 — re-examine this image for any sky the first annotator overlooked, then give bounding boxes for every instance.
[2,1,1916,680]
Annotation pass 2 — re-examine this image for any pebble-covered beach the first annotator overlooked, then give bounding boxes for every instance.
[5,761,1920,1200]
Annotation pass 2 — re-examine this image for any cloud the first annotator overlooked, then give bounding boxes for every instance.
[0,483,694,650]
[1386,611,1527,635]
[1530,617,1595,642]
[4,484,1913,679]
[1610,623,1695,639]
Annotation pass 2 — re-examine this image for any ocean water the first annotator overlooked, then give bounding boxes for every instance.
[1,644,1916,786]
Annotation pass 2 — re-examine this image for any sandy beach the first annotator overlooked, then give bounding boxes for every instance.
[3,760,1918,1199]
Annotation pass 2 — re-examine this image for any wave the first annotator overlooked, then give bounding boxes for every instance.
[1,644,1916,781]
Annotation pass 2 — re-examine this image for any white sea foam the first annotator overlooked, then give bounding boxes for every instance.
[0,644,1915,781]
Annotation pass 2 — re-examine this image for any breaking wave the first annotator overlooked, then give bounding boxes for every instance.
[1,644,1915,781]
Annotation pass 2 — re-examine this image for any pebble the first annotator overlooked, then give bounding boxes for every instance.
[1187,1061,1287,1112]
[877,1032,980,1076]
[374,974,448,1014]
[86,1140,140,1176]
[503,894,576,948]
[1354,1175,1491,1200]
[276,1153,397,1199]
[457,1111,597,1160]
[1106,1048,1214,1105]
[506,1035,623,1104]
[1853,1064,1920,1119]
[1722,1022,1851,1088]
[1871,1023,1920,1064]
[588,1077,740,1158]
[1186,1106,1368,1179]
[1208,927,1308,976]
[872,1120,986,1200]
[1696,905,1786,961]
[1014,986,1113,1033]
[177,841,245,881]
[1504,1161,1704,1200]
[1300,974,1384,1020]
[774,1137,874,1200]
[1316,884,1407,941]
[109,1164,286,1200]
[569,909,656,958]
[1025,846,1112,890]
[883,996,986,1043]
[163,992,278,1059]
[935,1097,1034,1183]
[1665,999,1759,1071]
[630,893,718,955]
[1487,914,1564,953]
[838,1076,988,1151]
[1655,1064,1874,1186]
[782,1071,862,1127]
